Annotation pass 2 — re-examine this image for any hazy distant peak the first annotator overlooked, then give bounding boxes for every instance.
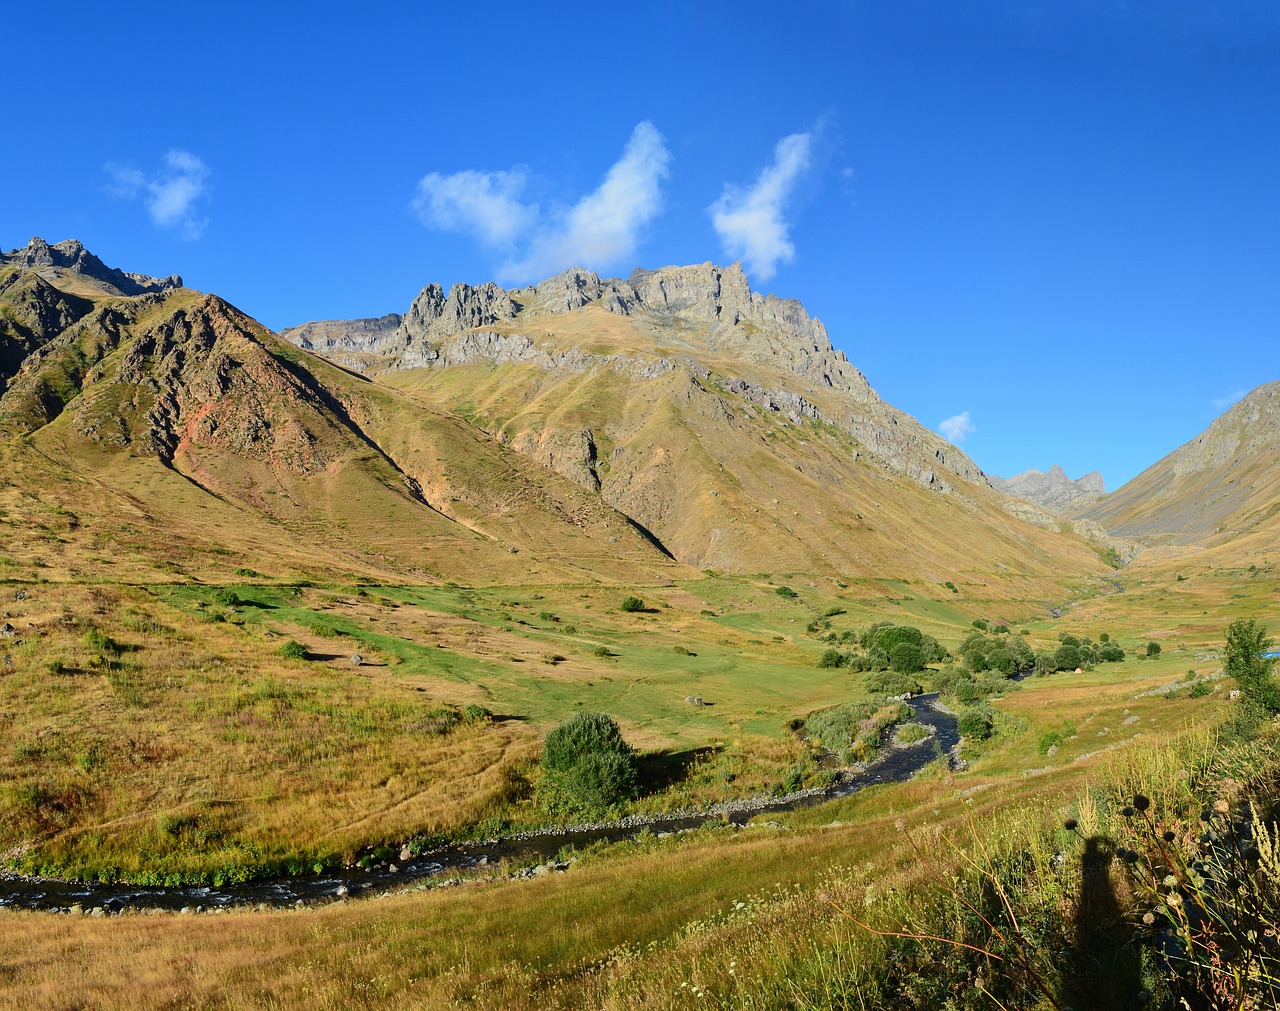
[2,236,183,297]
[991,465,1105,513]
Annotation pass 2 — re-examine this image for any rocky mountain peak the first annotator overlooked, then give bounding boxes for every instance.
[1,236,183,296]
[991,465,1105,513]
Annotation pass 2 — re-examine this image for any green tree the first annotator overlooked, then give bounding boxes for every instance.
[1224,618,1279,714]
[889,642,926,673]
[1146,641,1162,658]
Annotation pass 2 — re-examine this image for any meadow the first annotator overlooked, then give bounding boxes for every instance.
[2,553,1272,1008]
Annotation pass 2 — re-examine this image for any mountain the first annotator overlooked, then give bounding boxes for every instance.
[284,262,1112,589]
[1,237,182,298]
[990,465,1105,513]
[0,240,681,585]
[1081,379,1280,562]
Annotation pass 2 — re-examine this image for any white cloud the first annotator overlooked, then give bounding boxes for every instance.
[411,168,537,247]
[708,131,813,281]
[501,122,671,281]
[939,411,975,444]
[105,149,210,240]
[410,122,671,284]
[1211,388,1248,411]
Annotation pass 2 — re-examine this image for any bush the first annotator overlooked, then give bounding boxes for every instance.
[1145,641,1162,657]
[620,595,645,613]
[213,588,241,607]
[775,586,798,599]
[817,648,845,669]
[279,640,307,660]
[461,704,491,723]
[865,669,922,696]
[958,706,994,741]
[539,711,638,815]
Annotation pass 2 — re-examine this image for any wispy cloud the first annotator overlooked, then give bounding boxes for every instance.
[939,411,975,444]
[504,122,670,281]
[412,168,537,247]
[105,150,211,240]
[411,122,671,284]
[709,131,813,281]
[1211,387,1249,411]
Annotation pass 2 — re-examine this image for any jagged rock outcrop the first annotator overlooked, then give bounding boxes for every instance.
[991,465,1105,513]
[1,237,182,296]
[397,281,518,366]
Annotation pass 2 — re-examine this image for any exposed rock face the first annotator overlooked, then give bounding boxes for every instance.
[991,465,1105,513]
[1,237,182,296]
[281,314,403,363]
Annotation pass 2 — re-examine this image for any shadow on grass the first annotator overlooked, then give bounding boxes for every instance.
[635,746,721,796]
[1063,836,1143,1010]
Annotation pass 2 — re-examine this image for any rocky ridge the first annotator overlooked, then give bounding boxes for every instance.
[991,464,1105,513]
[283,262,989,494]
[1,237,182,297]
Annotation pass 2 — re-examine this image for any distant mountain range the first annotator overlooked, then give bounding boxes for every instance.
[990,465,1105,514]
[3,235,1274,587]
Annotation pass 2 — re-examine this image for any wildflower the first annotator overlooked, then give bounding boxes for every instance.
[1165,892,1182,907]
[1163,874,1178,887]
[1133,794,1151,812]
[1143,911,1156,925]
[1162,830,1176,842]
[1214,799,1230,814]
[1063,817,1078,831]
[1121,806,1135,818]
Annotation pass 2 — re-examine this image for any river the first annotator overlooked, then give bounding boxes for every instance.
[0,694,958,913]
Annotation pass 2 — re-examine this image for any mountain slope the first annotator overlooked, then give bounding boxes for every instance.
[1080,379,1280,562]
[286,262,1113,591]
[0,240,680,585]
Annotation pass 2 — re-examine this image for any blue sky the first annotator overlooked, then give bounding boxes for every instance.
[6,1,1278,490]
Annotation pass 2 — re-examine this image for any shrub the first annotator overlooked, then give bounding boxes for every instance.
[461,704,491,724]
[775,586,798,599]
[958,705,994,741]
[672,645,691,656]
[539,711,638,815]
[213,588,240,607]
[865,669,922,696]
[620,595,645,613]
[279,640,307,660]
[817,648,844,669]
[1145,641,1162,657]
[971,619,989,631]
[591,646,615,658]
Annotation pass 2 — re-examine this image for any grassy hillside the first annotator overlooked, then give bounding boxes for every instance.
[1081,379,1280,569]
